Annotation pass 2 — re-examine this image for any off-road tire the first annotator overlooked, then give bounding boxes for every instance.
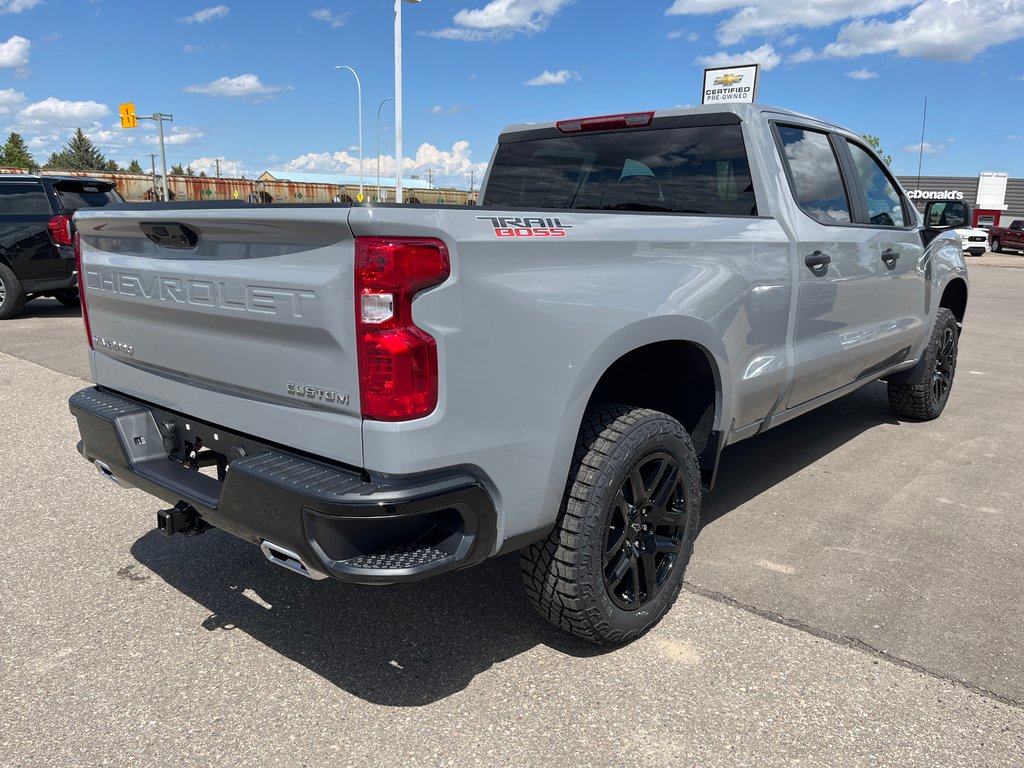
[54,289,80,307]
[990,237,1001,253]
[888,308,959,420]
[521,405,701,645]
[0,263,27,320]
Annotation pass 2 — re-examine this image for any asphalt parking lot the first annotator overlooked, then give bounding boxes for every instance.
[2,260,1023,767]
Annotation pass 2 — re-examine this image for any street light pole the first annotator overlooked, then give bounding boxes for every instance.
[376,96,394,202]
[334,65,363,200]
[395,0,420,204]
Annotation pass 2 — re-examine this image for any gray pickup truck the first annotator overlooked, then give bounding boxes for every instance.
[69,103,968,645]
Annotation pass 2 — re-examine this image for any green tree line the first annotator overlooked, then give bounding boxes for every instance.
[0,128,199,175]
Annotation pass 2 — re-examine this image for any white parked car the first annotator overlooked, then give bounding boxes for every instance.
[953,225,989,256]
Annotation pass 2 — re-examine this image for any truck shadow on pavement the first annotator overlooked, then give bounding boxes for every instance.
[130,380,898,706]
[17,298,81,319]
[130,531,603,706]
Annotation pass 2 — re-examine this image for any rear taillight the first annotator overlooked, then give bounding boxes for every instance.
[354,237,450,421]
[48,214,73,246]
[75,232,93,349]
[556,111,654,133]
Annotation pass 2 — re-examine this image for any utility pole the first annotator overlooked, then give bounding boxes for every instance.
[426,168,432,188]
[138,112,173,201]
[214,158,221,179]
[148,153,158,201]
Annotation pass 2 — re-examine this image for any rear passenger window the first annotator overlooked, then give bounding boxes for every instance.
[776,126,851,225]
[0,183,51,215]
[846,141,906,227]
[484,123,757,216]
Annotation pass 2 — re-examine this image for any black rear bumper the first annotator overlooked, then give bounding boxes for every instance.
[69,387,497,584]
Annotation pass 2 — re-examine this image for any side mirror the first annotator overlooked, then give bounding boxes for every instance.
[922,199,973,245]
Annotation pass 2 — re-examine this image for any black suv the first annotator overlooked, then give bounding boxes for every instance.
[0,174,123,320]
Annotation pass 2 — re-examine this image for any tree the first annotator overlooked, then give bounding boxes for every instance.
[103,159,121,172]
[44,128,111,171]
[198,170,207,178]
[0,132,37,171]
[861,133,892,167]
[170,163,185,175]
[126,159,144,174]
[185,165,195,177]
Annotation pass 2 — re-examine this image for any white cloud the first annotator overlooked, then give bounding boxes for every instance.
[180,5,229,24]
[311,9,349,28]
[788,46,815,63]
[427,0,573,41]
[0,87,25,115]
[779,34,799,47]
[0,35,30,68]
[178,156,229,176]
[13,97,109,129]
[184,74,290,98]
[697,43,781,71]
[667,0,915,45]
[524,68,580,86]
[846,68,878,79]
[279,140,488,189]
[182,44,204,54]
[903,141,945,154]
[668,29,700,41]
[822,0,1024,62]
[0,0,43,12]
[142,127,205,146]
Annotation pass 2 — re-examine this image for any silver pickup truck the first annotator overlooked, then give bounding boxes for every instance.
[69,103,968,645]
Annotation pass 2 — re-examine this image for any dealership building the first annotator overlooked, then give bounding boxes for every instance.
[897,172,1024,228]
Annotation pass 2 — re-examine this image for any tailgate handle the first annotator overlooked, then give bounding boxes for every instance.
[140,222,199,249]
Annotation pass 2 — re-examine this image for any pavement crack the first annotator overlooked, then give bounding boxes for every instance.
[682,581,1024,710]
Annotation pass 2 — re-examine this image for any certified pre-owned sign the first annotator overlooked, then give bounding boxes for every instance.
[702,64,759,104]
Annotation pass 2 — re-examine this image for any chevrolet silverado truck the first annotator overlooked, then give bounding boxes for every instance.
[68,104,968,645]
[988,219,1024,253]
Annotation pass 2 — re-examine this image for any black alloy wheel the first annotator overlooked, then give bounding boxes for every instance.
[602,452,688,610]
[521,405,701,645]
[888,307,959,420]
[931,324,956,405]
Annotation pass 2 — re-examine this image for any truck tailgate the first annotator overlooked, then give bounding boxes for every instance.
[75,206,363,467]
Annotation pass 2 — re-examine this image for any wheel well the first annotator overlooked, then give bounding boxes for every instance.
[587,341,718,476]
[940,278,967,326]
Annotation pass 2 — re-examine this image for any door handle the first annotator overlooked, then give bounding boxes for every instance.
[881,248,900,263]
[804,251,831,273]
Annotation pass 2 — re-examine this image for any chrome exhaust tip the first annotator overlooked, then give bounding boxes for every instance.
[259,540,327,580]
[94,459,123,487]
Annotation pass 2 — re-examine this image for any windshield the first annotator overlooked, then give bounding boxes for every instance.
[483,123,757,216]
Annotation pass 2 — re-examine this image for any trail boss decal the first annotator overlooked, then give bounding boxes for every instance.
[478,216,573,238]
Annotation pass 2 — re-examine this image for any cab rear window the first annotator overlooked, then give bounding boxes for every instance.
[483,124,757,216]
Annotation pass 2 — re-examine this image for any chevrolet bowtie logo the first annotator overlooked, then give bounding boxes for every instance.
[714,73,744,86]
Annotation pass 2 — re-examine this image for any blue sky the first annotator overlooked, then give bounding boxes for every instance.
[2,0,1023,188]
